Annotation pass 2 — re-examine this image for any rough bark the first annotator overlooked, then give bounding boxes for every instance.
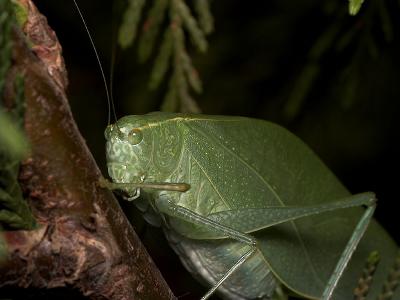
[0,1,175,299]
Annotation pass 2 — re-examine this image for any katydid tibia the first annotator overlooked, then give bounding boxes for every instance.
[101,113,399,300]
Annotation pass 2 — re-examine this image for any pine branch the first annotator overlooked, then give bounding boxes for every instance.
[377,250,400,300]
[283,0,399,121]
[195,0,214,35]
[118,0,213,113]
[349,0,365,15]
[118,0,146,49]
[138,0,168,63]
[353,251,380,300]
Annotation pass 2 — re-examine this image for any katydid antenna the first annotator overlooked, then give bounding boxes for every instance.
[72,0,118,126]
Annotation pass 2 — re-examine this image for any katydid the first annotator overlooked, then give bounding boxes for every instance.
[101,113,399,300]
[69,1,399,298]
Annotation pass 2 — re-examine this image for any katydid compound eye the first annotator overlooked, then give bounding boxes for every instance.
[128,128,143,145]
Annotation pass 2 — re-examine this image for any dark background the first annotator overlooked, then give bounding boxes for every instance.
[23,0,400,299]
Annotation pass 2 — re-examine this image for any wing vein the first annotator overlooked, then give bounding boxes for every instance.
[190,154,230,209]
[187,122,283,206]
[185,120,323,286]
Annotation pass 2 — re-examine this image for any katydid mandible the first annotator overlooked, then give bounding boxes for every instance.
[101,112,398,300]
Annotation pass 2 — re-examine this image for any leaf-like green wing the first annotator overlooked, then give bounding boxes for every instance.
[174,115,398,299]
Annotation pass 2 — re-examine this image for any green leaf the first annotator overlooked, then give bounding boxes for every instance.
[119,0,210,113]
[175,0,207,52]
[0,9,36,230]
[118,0,146,49]
[0,109,36,230]
[138,0,168,63]
[349,0,365,16]
[195,0,214,35]
[0,110,30,159]
[149,28,173,90]
[11,0,29,27]
[181,48,202,93]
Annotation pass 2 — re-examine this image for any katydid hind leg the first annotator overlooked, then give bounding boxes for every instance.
[202,192,377,236]
[156,196,259,300]
[200,247,256,300]
[157,192,377,299]
[321,193,377,300]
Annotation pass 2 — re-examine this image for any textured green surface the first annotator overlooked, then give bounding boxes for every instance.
[0,0,13,95]
[0,109,29,159]
[12,0,28,27]
[0,76,35,231]
[105,112,398,299]
[0,0,35,231]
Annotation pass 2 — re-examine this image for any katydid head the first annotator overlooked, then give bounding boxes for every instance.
[72,1,188,197]
[104,113,189,197]
[105,117,151,185]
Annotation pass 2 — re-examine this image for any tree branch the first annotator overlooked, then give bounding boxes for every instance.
[0,1,175,299]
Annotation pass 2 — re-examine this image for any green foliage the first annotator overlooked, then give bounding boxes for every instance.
[0,0,36,237]
[377,251,400,300]
[0,77,35,231]
[0,109,29,161]
[354,251,380,299]
[137,0,168,63]
[11,0,28,27]
[283,0,399,121]
[118,0,146,49]
[352,250,400,300]
[118,0,213,113]
[195,0,214,35]
[349,0,365,15]
[0,0,14,95]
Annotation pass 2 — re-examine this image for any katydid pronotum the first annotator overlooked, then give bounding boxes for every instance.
[70,1,399,299]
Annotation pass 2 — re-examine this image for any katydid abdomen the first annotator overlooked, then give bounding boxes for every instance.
[104,112,399,300]
[166,231,277,299]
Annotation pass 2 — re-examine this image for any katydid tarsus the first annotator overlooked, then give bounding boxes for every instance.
[71,1,399,299]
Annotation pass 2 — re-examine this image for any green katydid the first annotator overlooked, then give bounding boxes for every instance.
[70,1,399,298]
[100,113,399,300]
